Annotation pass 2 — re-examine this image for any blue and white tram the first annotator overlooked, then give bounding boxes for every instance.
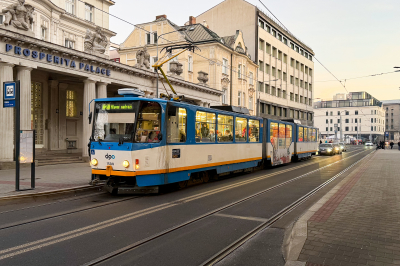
[294,124,319,160]
[90,92,263,193]
[89,90,319,194]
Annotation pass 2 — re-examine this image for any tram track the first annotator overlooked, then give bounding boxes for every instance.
[79,148,373,266]
[0,148,364,232]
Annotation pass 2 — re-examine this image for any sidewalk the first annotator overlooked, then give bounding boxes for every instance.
[286,150,400,266]
[0,162,92,198]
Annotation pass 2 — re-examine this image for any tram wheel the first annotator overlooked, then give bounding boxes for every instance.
[177,180,188,189]
[201,172,210,183]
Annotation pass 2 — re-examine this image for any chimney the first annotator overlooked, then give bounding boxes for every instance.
[189,16,196,25]
[156,15,167,20]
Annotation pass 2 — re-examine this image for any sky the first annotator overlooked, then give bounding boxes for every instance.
[109,0,400,101]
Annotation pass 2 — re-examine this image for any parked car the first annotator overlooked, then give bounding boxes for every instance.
[332,143,342,154]
[365,141,374,146]
[338,142,347,152]
[319,143,336,156]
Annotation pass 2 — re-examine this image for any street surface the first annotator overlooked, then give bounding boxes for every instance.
[0,146,374,266]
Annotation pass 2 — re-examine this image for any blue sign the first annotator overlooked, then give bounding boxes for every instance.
[5,44,111,76]
[385,131,389,137]
[3,81,15,108]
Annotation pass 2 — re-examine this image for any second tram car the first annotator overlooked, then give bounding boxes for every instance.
[89,89,319,194]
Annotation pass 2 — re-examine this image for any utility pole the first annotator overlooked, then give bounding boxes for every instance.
[340,113,343,142]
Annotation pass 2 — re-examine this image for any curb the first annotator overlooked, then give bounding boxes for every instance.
[0,185,103,202]
[284,151,375,266]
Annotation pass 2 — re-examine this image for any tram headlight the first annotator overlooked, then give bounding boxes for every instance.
[91,158,98,166]
[135,159,139,170]
[123,160,130,168]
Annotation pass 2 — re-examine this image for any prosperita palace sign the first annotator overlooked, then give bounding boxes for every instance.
[5,44,111,76]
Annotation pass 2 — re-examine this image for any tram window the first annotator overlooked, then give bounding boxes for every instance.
[279,124,286,148]
[286,125,292,148]
[235,117,247,142]
[311,129,316,142]
[217,114,233,142]
[249,119,260,142]
[298,126,304,142]
[167,107,187,143]
[270,122,278,147]
[196,111,216,142]
[93,101,137,143]
[135,101,161,143]
[303,127,308,142]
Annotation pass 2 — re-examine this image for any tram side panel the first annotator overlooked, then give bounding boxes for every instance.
[266,119,294,166]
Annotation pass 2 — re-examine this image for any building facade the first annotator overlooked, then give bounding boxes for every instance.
[382,100,400,142]
[197,0,314,125]
[0,1,222,167]
[314,92,385,142]
[119,15,258,113]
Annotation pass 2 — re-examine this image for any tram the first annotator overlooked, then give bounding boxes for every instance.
[89,89,319,194]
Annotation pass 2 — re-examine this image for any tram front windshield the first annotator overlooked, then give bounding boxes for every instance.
[92,101,162,143]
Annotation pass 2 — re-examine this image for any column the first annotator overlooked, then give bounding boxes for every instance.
[58,83,68,149]
[0,63,14,162]
[96,82,107,99]
[48,80,59,150]
[16,66,33,131]
[82,79,96,159]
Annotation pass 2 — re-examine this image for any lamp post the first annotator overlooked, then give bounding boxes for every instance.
[338,110,347,142]
[155,27,193,98]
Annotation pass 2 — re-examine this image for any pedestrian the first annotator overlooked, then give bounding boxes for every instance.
[398,140,400,151]
[320,140,322,144]
[390,141,394,149]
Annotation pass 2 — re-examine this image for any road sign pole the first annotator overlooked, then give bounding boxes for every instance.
[15,80,20,191]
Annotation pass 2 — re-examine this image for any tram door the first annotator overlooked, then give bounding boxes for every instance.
[270,122,292,166]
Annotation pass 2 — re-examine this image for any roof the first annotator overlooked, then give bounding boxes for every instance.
[381,100,400,105]
[180,23,222,44]
[221,35,235,47]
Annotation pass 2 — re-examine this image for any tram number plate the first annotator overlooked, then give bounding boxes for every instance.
[172,149,180,158]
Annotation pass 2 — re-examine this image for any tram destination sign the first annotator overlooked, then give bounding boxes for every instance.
[5,43,111,76]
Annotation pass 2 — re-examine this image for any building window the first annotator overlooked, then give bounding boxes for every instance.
[330,111,333,116]
[146,33,151,45]
[290,43,294,50]
[259,20,264,28]
[345,119,349,123]
[65,39,74,49]
[272,29,276,37]
[283,90,287,99]
[222,58,228,75]
[249,97,253,110]
[326,119,328,124]
[187,56,193,72]
[295,78,299,86]
[345,127,349,131]
[272,47,277,57]
[222,89,227,104]
[66,0,75,14]
[355,126,358,131]
[283,54,287,63]
[249,72,253,84]
[295,94,298,102]
[66,90,77,117]
[258,82,263,92]
[85,4,94,22]
[265,64,270,74]
[290,109,294,118]
[330,119,333,123]
[355,110,358,115]
[271,86,276,96]
[283,38,287,45]
[259,39,264,51]
[283,72,287,81]
[41,27,46,41]
[266,43,271,54]
[238,92,241,106]
[258,61,263,72]
[238,64,242,78]
[265,84,270,94]
[272,67,276,77]
[326,112,328,116]
[290,92,294,101]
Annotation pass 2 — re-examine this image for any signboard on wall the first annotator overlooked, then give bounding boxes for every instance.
[19,130,34,164]
[3,81,16,108]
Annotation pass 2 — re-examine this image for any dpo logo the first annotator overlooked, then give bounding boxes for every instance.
[105,153,115,160]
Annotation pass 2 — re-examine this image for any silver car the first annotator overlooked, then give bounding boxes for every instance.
[319,143,336,156]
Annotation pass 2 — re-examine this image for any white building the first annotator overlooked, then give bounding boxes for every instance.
[0,0,222,168]
[314,92,385,142]
[196,0,314,126]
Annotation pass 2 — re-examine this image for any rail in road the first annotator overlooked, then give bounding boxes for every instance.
[0,147,373,266]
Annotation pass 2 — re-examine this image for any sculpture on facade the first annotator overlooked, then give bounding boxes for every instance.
[2,0,34,31]
[198,71,209,85]
[84,27,108,54]
[134,46,150,69]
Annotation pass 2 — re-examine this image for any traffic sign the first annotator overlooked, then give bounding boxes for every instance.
[3,81,16,108]
[385,131,389,137]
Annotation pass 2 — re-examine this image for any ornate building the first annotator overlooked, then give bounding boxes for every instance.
[119,15,258,113]
[0,1,222,167]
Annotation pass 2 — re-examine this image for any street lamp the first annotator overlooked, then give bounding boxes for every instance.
[155,27,194,98]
